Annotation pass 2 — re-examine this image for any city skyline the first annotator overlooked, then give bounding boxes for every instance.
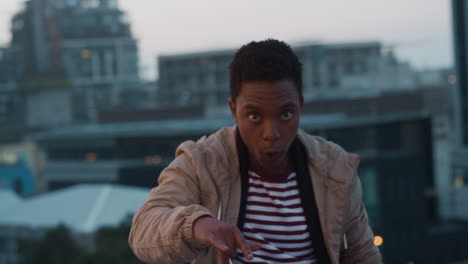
[0,0,453,80]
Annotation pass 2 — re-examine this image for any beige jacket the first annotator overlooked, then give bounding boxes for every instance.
[129,126,383,264]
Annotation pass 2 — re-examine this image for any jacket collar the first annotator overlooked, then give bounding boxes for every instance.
[212,126,360,187]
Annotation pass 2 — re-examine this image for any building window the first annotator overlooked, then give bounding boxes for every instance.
[15,179,22,195]
[377,123,402,151]
[81,0,99,8]
[453,167,468,189]
[359,166,379,226]
[360,167,379,207]
[344,62,354,75]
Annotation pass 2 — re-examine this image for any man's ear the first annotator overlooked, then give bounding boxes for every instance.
[299,95,304,110]
[228,98,238,123]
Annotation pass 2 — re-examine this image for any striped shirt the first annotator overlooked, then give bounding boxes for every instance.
[234,170,316,264]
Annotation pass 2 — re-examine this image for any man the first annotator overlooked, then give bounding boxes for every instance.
[129,39,382,264]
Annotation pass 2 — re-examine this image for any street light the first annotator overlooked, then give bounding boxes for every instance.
[374,235,383,247]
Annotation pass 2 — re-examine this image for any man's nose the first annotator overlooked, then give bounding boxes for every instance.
[263,120,280,142]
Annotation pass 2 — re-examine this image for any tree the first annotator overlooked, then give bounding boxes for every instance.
[84,222,140,264]
[19,224,84,264]
[18,217,141,264]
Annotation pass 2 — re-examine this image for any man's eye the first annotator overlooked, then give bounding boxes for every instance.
[281,111,293,120]
[249,114,260,122]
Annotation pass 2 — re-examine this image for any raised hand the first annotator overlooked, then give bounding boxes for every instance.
[193,216,261,264]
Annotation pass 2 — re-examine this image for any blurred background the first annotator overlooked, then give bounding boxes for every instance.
[0,0,467,263]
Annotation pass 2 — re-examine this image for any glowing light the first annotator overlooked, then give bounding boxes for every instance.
[85,152,97,162]
[81,49,91,59]
[144,155,162,165]
[454,176,464,188]
[374,235,383,246]
[152,155,162,164]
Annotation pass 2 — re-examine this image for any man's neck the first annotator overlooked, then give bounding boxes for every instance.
[249,157,295,182]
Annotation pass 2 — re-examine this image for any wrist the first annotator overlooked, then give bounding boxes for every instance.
[193,216,215,241]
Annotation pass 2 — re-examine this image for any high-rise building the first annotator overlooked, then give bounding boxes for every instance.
[59,2,141,122]
[8,0,142,125]
[451,0,468,220]
[156,41,418,107]
[0,47,18,84]
[0,46,22,127]
[452,0,468,147]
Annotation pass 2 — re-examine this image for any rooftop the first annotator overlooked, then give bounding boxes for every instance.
[33,110,431,142]
[158,40,382,60]
[0,184,149,233]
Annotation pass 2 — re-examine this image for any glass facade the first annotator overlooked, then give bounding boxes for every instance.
[453,0,468,146]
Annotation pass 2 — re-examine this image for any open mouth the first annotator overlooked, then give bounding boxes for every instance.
[264,151,282,161]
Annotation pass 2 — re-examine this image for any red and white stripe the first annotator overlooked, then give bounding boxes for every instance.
[234,171,316,264]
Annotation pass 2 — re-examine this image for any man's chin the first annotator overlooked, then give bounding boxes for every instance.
[257,161,285,173]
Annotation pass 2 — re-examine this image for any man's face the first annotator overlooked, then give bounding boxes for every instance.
[229,80,303,174]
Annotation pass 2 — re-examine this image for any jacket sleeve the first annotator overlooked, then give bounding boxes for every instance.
[128,151,215,264]
[340,173,383,264]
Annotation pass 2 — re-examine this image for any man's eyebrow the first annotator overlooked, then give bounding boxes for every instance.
[242,104,259,111]
[280,102,299,108]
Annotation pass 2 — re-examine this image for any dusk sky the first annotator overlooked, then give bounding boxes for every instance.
[0,0,453,80]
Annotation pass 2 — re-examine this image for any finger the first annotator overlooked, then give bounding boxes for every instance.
[226,229,238,257]
[216,248,230,264]
[233,228,254,260]
[209,238,230,253]
[248,241,261,252]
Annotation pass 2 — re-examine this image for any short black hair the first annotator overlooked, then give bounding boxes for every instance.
[229,39,303,101]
